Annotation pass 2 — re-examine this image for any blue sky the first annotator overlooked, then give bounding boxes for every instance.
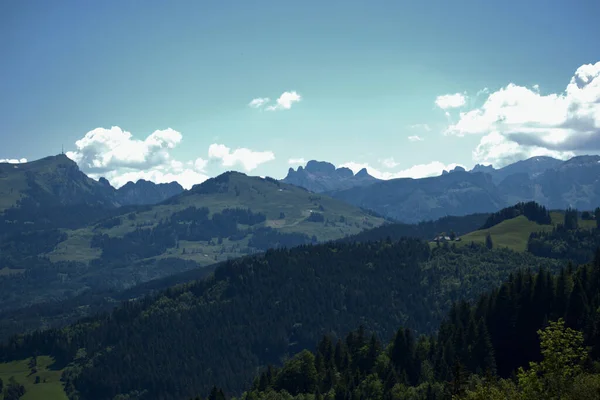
[2,0,600,188]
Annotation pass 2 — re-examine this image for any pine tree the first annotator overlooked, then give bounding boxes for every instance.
[485,233,493,250]
[566,277,589,329]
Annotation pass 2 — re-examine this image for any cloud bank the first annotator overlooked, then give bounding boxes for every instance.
[208,143,275,171]
[341,160,463,180]
[66,126,275,189]
[443,61,600,167]
[0,158,27,164]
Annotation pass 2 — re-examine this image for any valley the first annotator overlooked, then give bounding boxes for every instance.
[1,155,600,400]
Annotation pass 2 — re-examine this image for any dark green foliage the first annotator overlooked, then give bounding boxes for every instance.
[596,207,600,229]
[564,207,579,230]
[96,216,122,229]
[3,376,26,400]
[306,212,325,223]
[229,256,600,400]
[345,213,490,243]
[0,229,67,263]
[0,258,212,341]
[581,211,594,220]
[247,227,311,250]
[480,201,552,229]
[528,225,600,263]
[91,207,267,261]
[0,240,564,399]
[485,233,493,249]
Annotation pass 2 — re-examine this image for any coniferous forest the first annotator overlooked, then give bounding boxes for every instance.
[202,253,600,400]
[1,197,600,400]
[0,236,584,400]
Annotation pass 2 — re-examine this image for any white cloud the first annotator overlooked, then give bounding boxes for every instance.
[435,93,467,109]
[0,158,27,164]
[105,158,210,190]
[288,158,307,165]
[265,91,302,111]
[67,126,182,174]
[380,157,400,168]
[208,143,275,171]
[65,126,210,189]
[447,61,600,144]
[444,61,600,166]
[409,124,431,131]
[340,161,464,180]
[248,97,270,108]
[408,135,424,142]
[476,88,490,97]
[472,131,575,168]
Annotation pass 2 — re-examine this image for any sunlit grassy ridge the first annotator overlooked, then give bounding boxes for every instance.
[455,211,596,251]
[0,356,67,400]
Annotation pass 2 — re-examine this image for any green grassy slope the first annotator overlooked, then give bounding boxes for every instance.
[47,172,385,266]
[455,211,597,251]
[0,356,66,400]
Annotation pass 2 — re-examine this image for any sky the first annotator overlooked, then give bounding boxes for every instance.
[1,0,600,189]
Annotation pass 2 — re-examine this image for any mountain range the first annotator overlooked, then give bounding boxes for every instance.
[283,160,379,192]
[0,154,184,213]
[1,153,600,400]
[0,156,385,330]
[285,156,600,223]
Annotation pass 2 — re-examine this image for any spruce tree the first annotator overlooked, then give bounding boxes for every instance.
[485,233,493,250]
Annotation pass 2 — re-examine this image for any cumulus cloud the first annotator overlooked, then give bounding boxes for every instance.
[265,91,302,111]
[0,158,27,164]
[435,93,467,109]
[105,158,210,189]
[445,61,600,166]
[472,131,575,168]
[248,97,270,109]
[67,126,182,174]
[66,126,209,189]
[408,135,424,142]
[208,143,275,171]
[409,123,431,131]
[288,158,307,165]
[340,160,464,180]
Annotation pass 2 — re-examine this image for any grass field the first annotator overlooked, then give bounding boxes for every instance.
[445,211,598,252]
[0,356,67,400]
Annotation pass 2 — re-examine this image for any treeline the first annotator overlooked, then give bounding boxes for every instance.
[0,240,565,399]
[91,206,313,261]
[0,257,209,341]
[344,213,489,243]
[480,201,551,230]
[248,228,314,251]
[0,229,67,264]
[207,253,600,400]
[528,208,600,264]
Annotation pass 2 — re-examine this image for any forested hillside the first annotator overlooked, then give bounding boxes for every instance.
[0,238,566,400]
[213,254,600,400]
[0,170,384,333]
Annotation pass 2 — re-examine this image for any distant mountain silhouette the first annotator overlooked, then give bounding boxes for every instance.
[282,160,379,192]
[323,155,600,223]
[113,179,184,205]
